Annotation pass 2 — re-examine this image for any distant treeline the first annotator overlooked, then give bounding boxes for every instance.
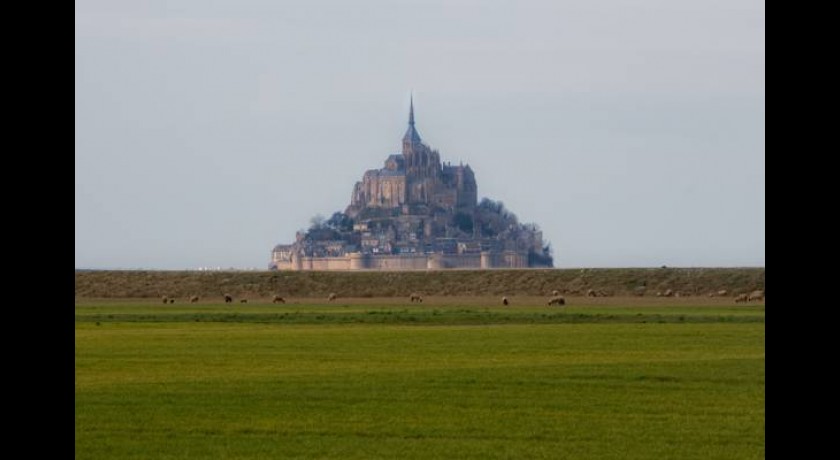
[75,268,765,299]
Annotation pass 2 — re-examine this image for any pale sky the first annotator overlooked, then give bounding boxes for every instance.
[75,0,765,269]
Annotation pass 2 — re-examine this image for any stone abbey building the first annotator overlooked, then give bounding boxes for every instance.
[346,100,477,215]
[270,99,553,270]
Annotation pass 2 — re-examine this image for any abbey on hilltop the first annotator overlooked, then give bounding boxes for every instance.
[270,98,553,270]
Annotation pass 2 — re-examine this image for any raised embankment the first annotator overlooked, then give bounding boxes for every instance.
[75,268,765,299]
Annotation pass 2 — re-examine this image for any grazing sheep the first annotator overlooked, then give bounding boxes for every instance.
[409,293,423,303]
[240,299,247,303]
[586,288,597,297]
[748,290,764,301]
[161,296,169,304]
[190,296,199,303]
[169,299,175,304]
[502,296,509,306]
[272,295,286,304]
[717,290,728,297]
[735,293,748,303]
[547,295,566,306]
[224,294,233,303]
[663,289,674,297]
[552,290,560,296]
[328,293,337,302]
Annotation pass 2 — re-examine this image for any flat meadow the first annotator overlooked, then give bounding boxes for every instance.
[75,296,765,459]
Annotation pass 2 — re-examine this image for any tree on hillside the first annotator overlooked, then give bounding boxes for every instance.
[476,198,518,237]
[309,214,326,230]
[529,242,554,267]
[325,212,354,232]
[453,211,474,234]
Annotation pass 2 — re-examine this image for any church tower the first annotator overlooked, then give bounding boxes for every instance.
[402,95,423,158]
[402,96,441,203]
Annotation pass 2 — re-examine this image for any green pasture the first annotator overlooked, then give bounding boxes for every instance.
[76,299,764,459]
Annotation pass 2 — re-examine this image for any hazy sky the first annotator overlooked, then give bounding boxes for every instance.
[75,0,765,269]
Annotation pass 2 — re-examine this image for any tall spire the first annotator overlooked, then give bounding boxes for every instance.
[409,93,415,126]
[403,93,422,145]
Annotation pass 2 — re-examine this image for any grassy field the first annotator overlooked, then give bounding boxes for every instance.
[75,297,765,459]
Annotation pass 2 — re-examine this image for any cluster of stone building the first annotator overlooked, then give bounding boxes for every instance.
[270,98,551,271]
